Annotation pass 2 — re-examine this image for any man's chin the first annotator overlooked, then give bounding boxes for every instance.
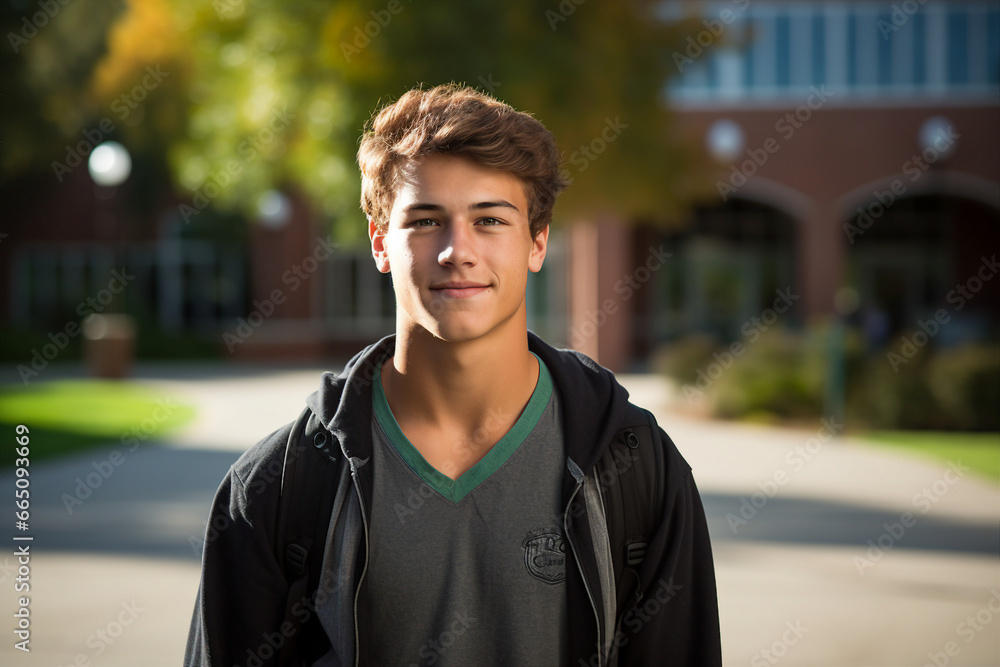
[414,316,494,345]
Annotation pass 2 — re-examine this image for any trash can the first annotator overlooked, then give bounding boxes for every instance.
[82,314,136,379]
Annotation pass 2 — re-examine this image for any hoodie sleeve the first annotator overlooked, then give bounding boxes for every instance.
[616,419,723,667]
[184,425,292,667]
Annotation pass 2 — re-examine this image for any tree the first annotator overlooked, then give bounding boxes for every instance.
[5,0,711,241]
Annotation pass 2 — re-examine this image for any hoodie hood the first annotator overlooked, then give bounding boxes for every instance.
[305,332,633,475]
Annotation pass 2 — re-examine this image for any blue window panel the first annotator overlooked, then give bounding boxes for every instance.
[947,9,969,85]
[706,51,720,90]
[877,11,894,87]
[812,12,826,86]
[847,11,858,87]
[775,12,791,88]
[913,11,927,86]
[987,9,999,85]
[744,27,756,88]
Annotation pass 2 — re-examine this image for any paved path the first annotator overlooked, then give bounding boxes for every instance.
[1,363,997,666]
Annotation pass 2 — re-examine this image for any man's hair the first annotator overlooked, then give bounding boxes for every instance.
[358,83,569,238]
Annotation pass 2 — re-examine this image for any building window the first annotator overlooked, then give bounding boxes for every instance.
[947,9,969,85]
[667,1,1000,105]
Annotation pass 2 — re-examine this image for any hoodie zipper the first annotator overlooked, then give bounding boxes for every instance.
[350,464,371,667]
[564,478,604,667]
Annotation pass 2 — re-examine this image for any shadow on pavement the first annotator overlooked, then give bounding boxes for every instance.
[703,493,1000,556]
[8,442,241,561]
[8,441,998,562]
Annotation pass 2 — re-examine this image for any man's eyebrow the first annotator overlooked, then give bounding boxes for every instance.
[470,200,520,212]
[402,200,521,213]
[402,202,445,213]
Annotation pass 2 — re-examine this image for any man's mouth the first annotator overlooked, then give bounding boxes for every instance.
[431,282,491,298]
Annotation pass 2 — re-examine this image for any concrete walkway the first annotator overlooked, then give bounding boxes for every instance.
[1,363,997,666]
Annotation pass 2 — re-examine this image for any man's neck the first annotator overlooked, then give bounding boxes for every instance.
[380,323,539,477]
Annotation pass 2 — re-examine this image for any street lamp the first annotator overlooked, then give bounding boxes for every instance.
[256,189,292,230]
[84,141,134,379]
[705,119,745,163]
[88,141,132,187]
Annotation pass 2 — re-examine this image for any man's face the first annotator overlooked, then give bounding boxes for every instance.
[370,153,548,344]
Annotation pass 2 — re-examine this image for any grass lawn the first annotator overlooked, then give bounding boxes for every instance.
[0,380,196,467]
[856,430,1000,484]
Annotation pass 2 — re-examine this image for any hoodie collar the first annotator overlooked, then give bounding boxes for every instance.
[306,332,632,474]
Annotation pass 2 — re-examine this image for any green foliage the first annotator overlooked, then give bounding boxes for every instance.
[657,326,999,431]
[847,342,999,431]
[0,1,127,178]
[3,0,709,241]
[846,349,947,430]
[926,344,1000,431]
[859,431,999,484]
[325,0,709,225]
[651,334,719,385]
[710,328,826,421]
[0,380,196,466]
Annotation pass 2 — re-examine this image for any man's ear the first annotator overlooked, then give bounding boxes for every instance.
[369,218,391,273]
[528,224,549,274]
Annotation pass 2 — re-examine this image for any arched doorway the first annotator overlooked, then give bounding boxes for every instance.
[846,194,1000,348]
[636,198,798,357]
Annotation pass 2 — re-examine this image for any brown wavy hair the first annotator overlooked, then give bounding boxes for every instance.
[358,84,569,238]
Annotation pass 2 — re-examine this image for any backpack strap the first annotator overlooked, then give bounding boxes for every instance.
[598,414,660,616]
[276,406,339,666]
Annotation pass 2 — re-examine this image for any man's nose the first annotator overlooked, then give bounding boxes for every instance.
[438,222,478,266]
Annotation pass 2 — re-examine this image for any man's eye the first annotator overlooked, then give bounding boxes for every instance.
[411,219,438,228]
[478,217,503,226]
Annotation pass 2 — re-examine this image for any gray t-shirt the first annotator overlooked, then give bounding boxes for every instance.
[362,353,567,667]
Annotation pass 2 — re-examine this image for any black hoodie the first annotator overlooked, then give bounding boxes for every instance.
[185,333,722,666]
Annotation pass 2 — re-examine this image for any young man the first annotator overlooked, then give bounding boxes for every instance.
[185,84,721,666]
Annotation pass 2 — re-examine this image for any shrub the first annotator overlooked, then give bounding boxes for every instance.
[656,325,997,431]
[710,328,825,421]
[927,344,1000,431]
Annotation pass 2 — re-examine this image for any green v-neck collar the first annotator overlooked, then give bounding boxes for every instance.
[372,352,553,503]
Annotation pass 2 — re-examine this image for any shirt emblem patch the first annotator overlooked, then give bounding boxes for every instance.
[522,530,567,584]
